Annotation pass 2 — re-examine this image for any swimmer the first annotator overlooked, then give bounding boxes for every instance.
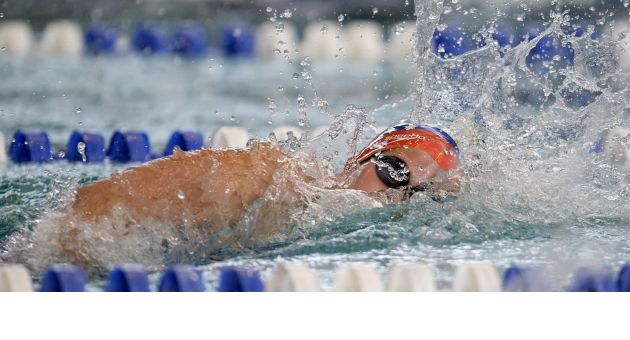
[54,123,461,267]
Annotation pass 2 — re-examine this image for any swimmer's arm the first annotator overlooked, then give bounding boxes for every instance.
[71,142,287,226]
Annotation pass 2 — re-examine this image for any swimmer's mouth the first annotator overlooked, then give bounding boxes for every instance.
[405,183,455,203]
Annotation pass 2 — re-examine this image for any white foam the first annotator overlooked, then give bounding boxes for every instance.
[599,127,630,167]
[301,21,347,61]
[210,126,250,149]
[452,263,501,292]
[272,126,302,141]
[0,132,5,164]
[0,21,34,58]
[0,265,34,292]
[38,20,84,57]
[342,20,385,61]
[265,263,320,292]
[335,263,383,292]
[386,264,436,292]
[255,22,299,60]
[387,22,416,62]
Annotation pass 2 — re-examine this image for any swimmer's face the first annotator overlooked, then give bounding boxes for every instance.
[348,147,442,193]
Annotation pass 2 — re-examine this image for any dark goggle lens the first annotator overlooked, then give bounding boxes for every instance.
[373,155,410,189]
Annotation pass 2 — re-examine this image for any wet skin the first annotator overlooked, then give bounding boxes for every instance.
[62,141,460,265]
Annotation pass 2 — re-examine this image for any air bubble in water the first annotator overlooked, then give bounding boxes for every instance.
[292,72,300,79]
[76,107,82,114]
[177,190,185,200]
[338,14,345,22]
[372,8,379,15]
[266,7,273,13]
[321,25,328,34]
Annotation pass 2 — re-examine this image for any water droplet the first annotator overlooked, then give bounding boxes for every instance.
[266,6,273,13]
[76,107,82,114]
[77,142,87,162]
[372,8,379,15]
[0,12,4,18]
[281,9,293,18]
[278,86,284,92]
[177,190,185,200]
[395,24,405,35]
[338,14,345,22]
[230,115,236,121]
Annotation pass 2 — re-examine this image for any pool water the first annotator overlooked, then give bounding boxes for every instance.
[3,14,630,290]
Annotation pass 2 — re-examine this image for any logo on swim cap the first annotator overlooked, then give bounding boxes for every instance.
[355,123,460,171]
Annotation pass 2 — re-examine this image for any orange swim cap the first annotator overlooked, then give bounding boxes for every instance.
[355,124,460,171]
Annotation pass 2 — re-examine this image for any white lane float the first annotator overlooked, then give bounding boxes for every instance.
[386,264,436,292]
[0,264,34,292]
[387,22,416,62]
[255,22,299,60]
[614,22,630,72]
[0,132,6,164]
[452,263,501,292]
[311,126,329,138]
[39,20,84,57]
[271,126,302,141]
[266,263,320,292]
[343,20,385,61]
[210,126,250,149]
[0,20,33,58]
[301,21,347,61]
[335,263,384,292]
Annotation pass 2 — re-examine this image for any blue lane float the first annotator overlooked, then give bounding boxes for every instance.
[84,25,117,56]
[107,265,150,292]
[158,265,205,292]
[431,26,476,59]
[163,130,204,156]
[221,25,255,58]
[618,264,630,292]
[502,265,551,292]
[131,23,168,55]
[9,130,52,163]
[218,267,264,292]
[40,264,86,292]
[526,33,575,75]
[568,267,618,292]
[66,131,106,163]
[106,131,152,163]
[171,23,208,59]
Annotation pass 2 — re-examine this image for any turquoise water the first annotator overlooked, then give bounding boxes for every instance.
[2,21,630,291]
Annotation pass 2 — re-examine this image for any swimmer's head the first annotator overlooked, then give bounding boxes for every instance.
[345,123,460,196]
[355,123,459,171]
